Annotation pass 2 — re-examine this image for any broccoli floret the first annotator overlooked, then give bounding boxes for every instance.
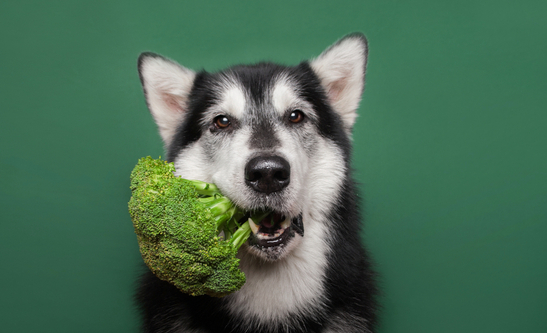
[128,156,267,297]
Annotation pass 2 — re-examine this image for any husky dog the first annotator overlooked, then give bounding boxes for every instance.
[136,33,377,333]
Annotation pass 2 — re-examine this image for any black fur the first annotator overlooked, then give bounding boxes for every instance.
[137,38,377,332]
[166,71,217,161]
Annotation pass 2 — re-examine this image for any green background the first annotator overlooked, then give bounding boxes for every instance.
[1,1,545,332]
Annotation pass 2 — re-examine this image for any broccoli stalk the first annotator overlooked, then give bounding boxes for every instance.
[128,156,267,297]
[186,180,270,249]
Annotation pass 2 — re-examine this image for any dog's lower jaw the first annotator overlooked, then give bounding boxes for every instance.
[245,231,302,262]
[245,214,304,261]
[225,214,330,327]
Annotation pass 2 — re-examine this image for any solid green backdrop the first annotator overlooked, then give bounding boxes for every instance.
[1,1,546,332]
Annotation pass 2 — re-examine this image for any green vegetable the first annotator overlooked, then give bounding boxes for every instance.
[128,156,268,297]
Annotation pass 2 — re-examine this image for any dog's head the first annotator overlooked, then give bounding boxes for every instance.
[138,34,367,262]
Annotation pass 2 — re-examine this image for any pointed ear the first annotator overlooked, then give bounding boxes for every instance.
[138,52,196,145]
[310,33,368,133]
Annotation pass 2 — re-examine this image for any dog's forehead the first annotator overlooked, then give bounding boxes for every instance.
[214,66,302,118]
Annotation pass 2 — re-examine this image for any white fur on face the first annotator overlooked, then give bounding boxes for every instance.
[220,86,247,119]
[209,127,255,208]
[271,80,296,116]
[199,84,248,128]
[173,82,249,190]
[271,76,318,123]
[172,140,213,183]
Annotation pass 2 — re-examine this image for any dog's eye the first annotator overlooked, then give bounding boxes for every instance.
[288,110,304,123]
[214,115,231,129]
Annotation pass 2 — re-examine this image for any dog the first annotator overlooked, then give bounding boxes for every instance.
[136,33,377,333]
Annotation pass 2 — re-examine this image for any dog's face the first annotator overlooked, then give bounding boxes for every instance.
[138,35,367,262]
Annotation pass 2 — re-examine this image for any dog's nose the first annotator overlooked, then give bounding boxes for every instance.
[245,156,290,194]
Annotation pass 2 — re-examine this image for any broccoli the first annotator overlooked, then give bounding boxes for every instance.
[128,156,268,297]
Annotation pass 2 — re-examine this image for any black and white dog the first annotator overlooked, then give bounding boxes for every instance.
[136,33,377,333]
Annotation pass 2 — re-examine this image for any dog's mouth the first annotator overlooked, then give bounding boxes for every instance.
[245,212,303,259]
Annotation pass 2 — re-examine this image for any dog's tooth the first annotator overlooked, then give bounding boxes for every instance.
[280,216,291,229]
[248,218,259,234]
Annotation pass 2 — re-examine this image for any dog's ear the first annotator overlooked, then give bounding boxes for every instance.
[138,52,196,145]
[310,33,368,133]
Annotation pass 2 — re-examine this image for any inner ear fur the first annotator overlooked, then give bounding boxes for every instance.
[138,52,196,146]
[310,33,368,133]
